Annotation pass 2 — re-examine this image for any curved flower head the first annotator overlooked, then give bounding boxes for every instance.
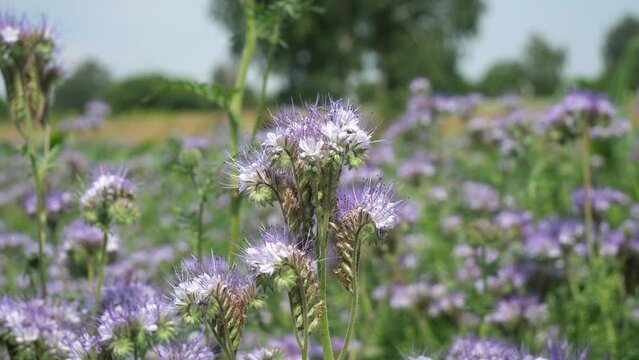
[338,180,403,233]
[243,227,323,333]
[245,227,298,277]
[230,149,277,206]
[172,255,254,357]
[80,167,137,227]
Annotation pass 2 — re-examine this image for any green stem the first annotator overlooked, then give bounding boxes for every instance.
[227,0,257,265]
[29,153,48,297]
[582,126,596,262]
[87,254,95,286]
[288,295,305,357]
[91,231,109,319]
[338,233,363,360]
[317,203,334,360]
[196,197,205,258]
[251,18,281,143]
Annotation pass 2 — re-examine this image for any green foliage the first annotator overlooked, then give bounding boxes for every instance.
[105,74,217,112]
[609,35,639,101]
[523,34,566,96]
[604,16,639,72]
[211,0,484,105]
[478,60,528,96]
[53,59,111,113]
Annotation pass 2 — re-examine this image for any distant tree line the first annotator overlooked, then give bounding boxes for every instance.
[2,9,638,123]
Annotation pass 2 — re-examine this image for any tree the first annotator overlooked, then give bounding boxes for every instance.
[211,0,485,105]
[522,34,565,96]
[54,60,111,113]
[604,16,639,71]
[479,60,527,96]
[105,74,213,112]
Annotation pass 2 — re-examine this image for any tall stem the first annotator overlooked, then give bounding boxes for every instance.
[316,203,334,360]
[582,126,617,355]
[196,198,205,258]
[251,19,281,143]
[338,240,362,360]
[582,126,596,262]
[91,231,109,319]
[228,0,257,265]
[29,153,47,297]
[87,254,95,286]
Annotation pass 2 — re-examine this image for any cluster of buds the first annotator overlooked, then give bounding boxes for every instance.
[0,12,60,133]
[245,227,324,334]
[172,256,255,359]
[80,168,138,227]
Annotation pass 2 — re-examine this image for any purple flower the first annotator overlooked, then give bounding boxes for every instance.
[495,209,532,231]
[97,295,174,352]
[486,296,548,326]
[446,336,520,360]
[462,181,500,212]
[441,215,463,233]
[151,332,214,360]
[563,90,615,122]
[244,227,299,275]
[23,191,73,218]
[0,297,80,355]
[61,220,110,255]
[337,181,402,232]
[398,154,436,181]
[523,217,584,258]
[591,119,630,139]
[570,187,628,217]
[409,77,431,94]
[80,167,137,225]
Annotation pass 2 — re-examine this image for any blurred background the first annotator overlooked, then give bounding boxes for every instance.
[2,0,639,142]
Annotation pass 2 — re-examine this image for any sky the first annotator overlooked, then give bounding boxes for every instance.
[4,0,639,82]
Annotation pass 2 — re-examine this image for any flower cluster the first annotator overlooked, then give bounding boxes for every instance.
[23,191,73,220]
[542,90,616,142]
[61,219,119,258]
[96,295,174,358]
[0,297,80,358]
[245,227,323,333]
[172,256,254,358]
[0,12,60,129]
[80,168,138,226]
[150,332,215,360]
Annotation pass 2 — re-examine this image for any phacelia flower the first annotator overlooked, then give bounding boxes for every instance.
[23,191,73,220]
[486,296,548,327]
[151,332,214,360]
[244,227,323,333]
[97,295,174,358]
[462,181,500,213]
[570,187,628,218]
[172,256,254,357]
[80,168,137,226]
[446,336,520,360]
[0,297,80,357]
